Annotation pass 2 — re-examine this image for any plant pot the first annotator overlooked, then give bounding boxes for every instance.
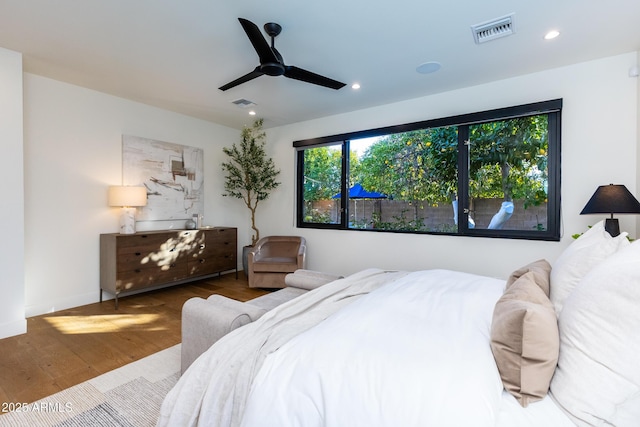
[242,245,253,276]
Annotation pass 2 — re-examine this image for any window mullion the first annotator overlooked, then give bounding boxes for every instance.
[546,111,561,237]
[296,149,305,227]
[457,126,470,234]
[341,140,350,228]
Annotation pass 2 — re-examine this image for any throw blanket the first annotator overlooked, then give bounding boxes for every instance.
[157,268,408,427]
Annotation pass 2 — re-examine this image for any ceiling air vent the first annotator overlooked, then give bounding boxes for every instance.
[471,13,515,44]
[231,98,256,108]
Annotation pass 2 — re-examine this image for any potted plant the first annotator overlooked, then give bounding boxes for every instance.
[221,118,281,272]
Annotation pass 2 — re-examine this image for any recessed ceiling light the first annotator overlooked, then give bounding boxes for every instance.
[351,83,361,90]
[544,30,560,40]
[249,110,256,116]
[416,61,442,74]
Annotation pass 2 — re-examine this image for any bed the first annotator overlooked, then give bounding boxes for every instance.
[157,220,640,427]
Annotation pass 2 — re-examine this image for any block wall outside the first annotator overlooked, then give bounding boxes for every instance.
[306,198,548,232]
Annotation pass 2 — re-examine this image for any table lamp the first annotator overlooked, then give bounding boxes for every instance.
[108,186,147,234]
[580,184,640,237]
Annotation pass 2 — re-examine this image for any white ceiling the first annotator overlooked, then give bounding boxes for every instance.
[1,1,639,130]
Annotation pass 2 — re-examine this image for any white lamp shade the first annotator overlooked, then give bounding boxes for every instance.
[108,186,147,207]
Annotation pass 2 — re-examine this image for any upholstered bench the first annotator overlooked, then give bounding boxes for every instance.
[181,269,342,373]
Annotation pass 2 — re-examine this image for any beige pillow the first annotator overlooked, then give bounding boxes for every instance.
[491,270,559,407]
[505,259,551,296]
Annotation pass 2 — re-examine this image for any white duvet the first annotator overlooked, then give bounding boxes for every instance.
[162,269,574,426]
[242,269,506,427]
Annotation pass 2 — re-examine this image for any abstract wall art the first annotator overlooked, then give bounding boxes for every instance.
[122,135,204,221]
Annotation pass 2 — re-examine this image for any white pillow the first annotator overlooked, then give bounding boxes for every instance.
[550,240,640,426]
[550,220,628,317]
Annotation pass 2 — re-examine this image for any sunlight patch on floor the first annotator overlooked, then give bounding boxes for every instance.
[43,314,165,334]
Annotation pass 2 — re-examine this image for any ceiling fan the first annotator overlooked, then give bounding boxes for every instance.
[219,18,346,91]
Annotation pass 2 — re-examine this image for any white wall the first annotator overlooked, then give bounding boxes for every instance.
[0,47,26,339]
[23,74,245,317]
[260,52,639,280]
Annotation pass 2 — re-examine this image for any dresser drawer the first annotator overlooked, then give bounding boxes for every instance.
[115,232,181,251]
[116,248,179,271]
[187,229,235,254]
[117,263,188,291]
[186,228,236,275]
[188,253,235,276]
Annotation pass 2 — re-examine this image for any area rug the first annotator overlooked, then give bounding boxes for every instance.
[0,344,180,427]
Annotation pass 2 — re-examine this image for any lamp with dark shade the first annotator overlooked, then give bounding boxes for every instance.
[580,184,640,237]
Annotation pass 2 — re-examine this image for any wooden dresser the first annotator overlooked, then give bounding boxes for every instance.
[100,227,237,308]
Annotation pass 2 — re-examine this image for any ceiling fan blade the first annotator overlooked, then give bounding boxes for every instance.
[284,66,346,90]
[238,18,279,65]
[219,67,264,91]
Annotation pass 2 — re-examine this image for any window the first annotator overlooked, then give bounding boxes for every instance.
[300,143,343,225]
[295,99,561,240]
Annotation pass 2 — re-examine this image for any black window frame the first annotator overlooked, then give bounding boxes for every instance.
[295,99,562,241]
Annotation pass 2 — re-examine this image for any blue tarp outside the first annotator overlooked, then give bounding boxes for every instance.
[333,183,387,199]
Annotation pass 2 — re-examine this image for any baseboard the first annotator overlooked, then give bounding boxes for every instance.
[0,317,27,339]
[25,268,241,317]
[25,291,97,318]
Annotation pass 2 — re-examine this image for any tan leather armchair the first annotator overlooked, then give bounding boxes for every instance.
[247,236,306,288]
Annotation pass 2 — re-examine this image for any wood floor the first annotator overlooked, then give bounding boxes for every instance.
[0,272,268,405]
